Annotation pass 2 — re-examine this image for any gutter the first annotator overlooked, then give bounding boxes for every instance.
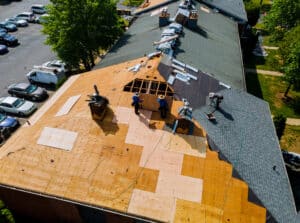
[235,22,247,91]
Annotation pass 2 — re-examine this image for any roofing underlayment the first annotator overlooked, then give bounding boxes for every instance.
[0,56,265,222]
[96,1,246,90]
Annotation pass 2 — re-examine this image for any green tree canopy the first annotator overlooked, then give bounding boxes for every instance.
[0,199,15,223]
[279,25,300,96]
[43,0,124,70]
[264,0,300,41]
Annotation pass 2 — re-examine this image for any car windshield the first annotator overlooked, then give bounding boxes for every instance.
[25,85,37,93]
[0,113,5,122]
[12,98,24,108]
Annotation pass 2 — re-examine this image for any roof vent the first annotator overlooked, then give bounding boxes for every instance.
[86,85,109,121]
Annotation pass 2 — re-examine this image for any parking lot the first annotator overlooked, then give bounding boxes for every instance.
[0,0,57,132]
[0,0,54,98]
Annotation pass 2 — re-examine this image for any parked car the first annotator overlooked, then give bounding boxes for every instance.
[0,113,19,132]
[27,66,66,86]
[42,60,69,73]
[0,97,37,117]
[0,44,8,54]
[0,21,17,32]
[15,12,36,23]
[8,82,48,101]
[0,28,7,34]
[31,4,47,14]
[6,17,28,27]
[0,32,18,46]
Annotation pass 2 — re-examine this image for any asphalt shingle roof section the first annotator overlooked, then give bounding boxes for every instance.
[192,88,298,223]
[201,0,248,22]
[96,1,246,90]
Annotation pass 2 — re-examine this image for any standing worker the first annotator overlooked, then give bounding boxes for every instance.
[157,95,168,118]
[132,92,142,115]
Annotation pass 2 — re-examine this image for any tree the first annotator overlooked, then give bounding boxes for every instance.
[43,0,124,71]
[0,199,15,223]
[279,25,300,96]
[283,44,300,96]
[264,0,300,41]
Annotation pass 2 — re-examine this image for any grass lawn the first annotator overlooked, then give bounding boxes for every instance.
[244,49,281,71]
[280,125,300,153]
[246,73,300,118]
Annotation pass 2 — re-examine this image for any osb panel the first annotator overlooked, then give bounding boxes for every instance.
[159,132,206,158]
[156,172,203,203]
[181,154,206,179]
[135,167,159,193]
[142,149,183,174]
[128,189,176,222]
[149,111,167,129]
[174,200,223,223]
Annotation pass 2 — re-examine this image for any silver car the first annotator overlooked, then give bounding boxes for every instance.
[6,17,28,27]
[0,96,37,116]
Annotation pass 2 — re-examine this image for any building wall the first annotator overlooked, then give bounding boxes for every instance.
[0,186,146,223]
[0,186,83,223]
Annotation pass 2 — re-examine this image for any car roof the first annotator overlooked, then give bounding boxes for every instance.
[0,45,7,49]
[9,82,29,90]
[0,97,18,105]
[32,4,44,7]
[18,12,33,16]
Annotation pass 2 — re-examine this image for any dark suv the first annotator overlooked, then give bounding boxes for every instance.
[0,32,18,46]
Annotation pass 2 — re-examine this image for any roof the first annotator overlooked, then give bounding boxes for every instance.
[155,54,298,222]
[191,88,298,223]
[0,56,265,222]
[201,0,248,22]
[11,83,30,90]
[157,56,227,108]
[96,1,246,90]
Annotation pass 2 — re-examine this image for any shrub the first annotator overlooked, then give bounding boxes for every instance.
[273,114,287,140]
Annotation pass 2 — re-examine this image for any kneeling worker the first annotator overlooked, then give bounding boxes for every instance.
[157,95,168,118]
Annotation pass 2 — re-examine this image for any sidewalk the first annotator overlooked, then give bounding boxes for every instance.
[263,46,279,50]
[286,118,300,126]
[245,68,283,76]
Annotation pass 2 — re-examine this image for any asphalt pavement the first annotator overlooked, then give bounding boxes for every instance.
[0,0,55,98]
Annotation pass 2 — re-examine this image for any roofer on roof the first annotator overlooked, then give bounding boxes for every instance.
[132,92,143,115]
[157,95,168,118]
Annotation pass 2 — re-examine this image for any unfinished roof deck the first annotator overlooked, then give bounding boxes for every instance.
[0,56,265,222]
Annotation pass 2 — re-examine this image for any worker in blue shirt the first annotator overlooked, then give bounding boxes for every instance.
[132,92,142,115]
[157,95,168,118]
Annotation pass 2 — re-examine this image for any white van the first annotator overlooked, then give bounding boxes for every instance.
[26,67,66,86]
